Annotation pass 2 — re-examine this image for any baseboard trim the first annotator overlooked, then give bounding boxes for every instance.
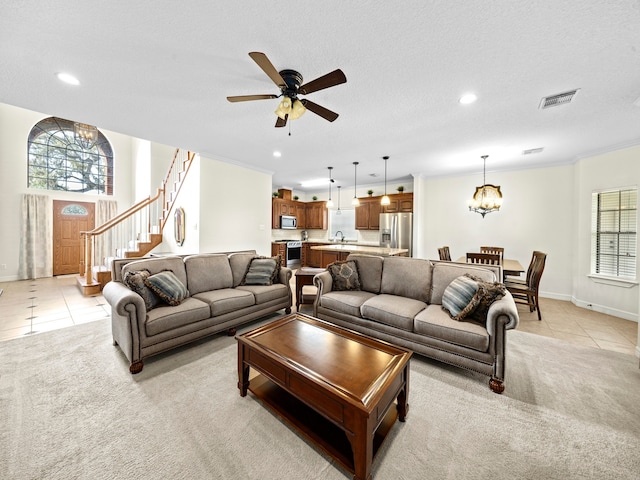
[570,296,638,323]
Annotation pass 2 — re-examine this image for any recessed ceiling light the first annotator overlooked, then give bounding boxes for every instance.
[459,93,477,105]
[273,151,282,158]
[56,72,80,86]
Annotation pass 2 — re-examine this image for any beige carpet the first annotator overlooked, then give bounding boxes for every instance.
[1,316,639,480]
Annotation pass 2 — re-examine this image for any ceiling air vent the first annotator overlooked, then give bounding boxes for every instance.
[539,89,580,109]
[523,147,544,155]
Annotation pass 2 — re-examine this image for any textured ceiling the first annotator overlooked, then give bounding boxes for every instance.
[1,1,640,191]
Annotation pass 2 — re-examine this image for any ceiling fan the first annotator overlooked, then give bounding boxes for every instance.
[227,52,347,128]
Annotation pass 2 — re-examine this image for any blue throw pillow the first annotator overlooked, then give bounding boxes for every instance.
[144,270,188,306]
[442,275,480,320]
[242,256,281,286]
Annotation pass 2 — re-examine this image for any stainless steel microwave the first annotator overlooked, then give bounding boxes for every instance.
[280,215,297,229]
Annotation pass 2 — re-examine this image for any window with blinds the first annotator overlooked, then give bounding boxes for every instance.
[591,188,637,279]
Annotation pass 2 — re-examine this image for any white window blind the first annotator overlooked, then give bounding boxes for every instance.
[591,188,637,279]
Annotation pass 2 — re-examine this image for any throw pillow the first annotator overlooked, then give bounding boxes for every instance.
[466,280,507,325]
[327,260,361,291]
[441,274,480,320]
[122,269,162,311]
[144,270,188,306]
[242,256,281,286]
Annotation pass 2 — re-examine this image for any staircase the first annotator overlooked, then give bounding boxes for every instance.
[76,149,196,295]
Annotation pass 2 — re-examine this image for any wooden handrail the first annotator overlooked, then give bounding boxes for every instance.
[161,151,195,230]
[82,188,163,236]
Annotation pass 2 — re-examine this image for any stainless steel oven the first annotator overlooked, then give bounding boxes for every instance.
[284,240,302,269]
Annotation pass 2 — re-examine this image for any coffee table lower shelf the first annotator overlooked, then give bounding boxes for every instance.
[249,373,399,477]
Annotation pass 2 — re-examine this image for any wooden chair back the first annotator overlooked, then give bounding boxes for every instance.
[525,251,547,292]
[480,246,504,258]
[438,246,451,261]
[466,252,501,265]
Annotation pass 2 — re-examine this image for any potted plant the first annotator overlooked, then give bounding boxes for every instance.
[367,189,374,197]
[294,195,299,200]
[312,195,318,201]
[273,192,279,198]
[397,185,404,193]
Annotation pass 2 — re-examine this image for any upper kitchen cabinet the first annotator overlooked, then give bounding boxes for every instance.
[305,201,328,230]
[272,198,294,229]
[355,193,413,230]
[383,193,413,213]
[355,196,382,230]
[295,203,306,229]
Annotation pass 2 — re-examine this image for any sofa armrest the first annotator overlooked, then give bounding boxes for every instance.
[313,271,333,295]
[102,281,146,324]
[278,267,292,285]
[485,290,519,334]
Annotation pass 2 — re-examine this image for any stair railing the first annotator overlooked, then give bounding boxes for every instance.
[79,148,195,284]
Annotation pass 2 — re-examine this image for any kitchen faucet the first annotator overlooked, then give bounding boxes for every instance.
[334,230,345,242]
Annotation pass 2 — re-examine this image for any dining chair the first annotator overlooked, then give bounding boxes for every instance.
[466,252,501,265]
[504,251,547,321]
[438,246,451,261]
[480,246,504,258]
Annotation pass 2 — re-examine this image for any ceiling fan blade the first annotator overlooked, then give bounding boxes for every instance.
[275,115,288,128]
[227,94,279,103]
[301,100,339,122]
[248,52,286,89]
[298,69,347,95]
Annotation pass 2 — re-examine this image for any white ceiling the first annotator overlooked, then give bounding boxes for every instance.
[2,1,640,191]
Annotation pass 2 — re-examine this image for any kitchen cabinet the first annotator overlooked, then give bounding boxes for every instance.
[295,203,306,229]
[383,193,413,213]
[355,193,413,230]
[271,242,286,259]
[319,250,349,267]
[304,243,323,267]
[272,198,298,229]
[305,201,328,230]
[355,196,382,230]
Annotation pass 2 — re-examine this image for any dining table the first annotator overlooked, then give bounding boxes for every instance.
[454,256,525,278]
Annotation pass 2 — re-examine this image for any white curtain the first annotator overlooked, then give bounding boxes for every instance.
[95,199,118,266]
[18,194,53,279]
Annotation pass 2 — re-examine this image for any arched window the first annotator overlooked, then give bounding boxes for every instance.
[27,117,113,195]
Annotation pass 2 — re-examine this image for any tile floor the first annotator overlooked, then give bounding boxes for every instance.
[0,275,638,358]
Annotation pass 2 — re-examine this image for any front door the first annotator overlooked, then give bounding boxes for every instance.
[53,200,95,276]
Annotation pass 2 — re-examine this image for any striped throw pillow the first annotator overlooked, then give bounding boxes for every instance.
[441,275,480,320]
[144,270,188,306]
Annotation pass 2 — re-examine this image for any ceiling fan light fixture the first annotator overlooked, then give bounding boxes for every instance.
[289,99,306,120]
[274,97,292,119]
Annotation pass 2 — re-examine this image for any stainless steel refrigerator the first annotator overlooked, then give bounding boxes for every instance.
[379,212,413,256]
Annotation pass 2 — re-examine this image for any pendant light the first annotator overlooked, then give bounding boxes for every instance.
[326,166,334,207]
[381,155,391,206]
[336,185,342,215]
[468,155,503,217]
[352,161,360,206]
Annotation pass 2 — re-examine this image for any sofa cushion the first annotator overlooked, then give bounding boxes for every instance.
[122,269,162,311]
[236,283,290,304]
[319,290,376,318]
[145,270,189,306]
[442,275,480,320]
[145,297,211,336]
[347,255,383,293]
[414,305,490,352]
[192,288,255,316]
[184,254,233,294]
[430,262,497,305]
[327,260,361,291]
[361,294,427,331]
[242,256,281,286]
[229,252,259,287]
[380,256,432,303]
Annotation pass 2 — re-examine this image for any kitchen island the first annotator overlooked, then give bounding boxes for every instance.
[308,243,409,268]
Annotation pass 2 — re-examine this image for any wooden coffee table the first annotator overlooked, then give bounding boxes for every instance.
[237,313,412,480]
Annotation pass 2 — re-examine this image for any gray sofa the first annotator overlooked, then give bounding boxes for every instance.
[103,251,292,373]
[313,254,519,393]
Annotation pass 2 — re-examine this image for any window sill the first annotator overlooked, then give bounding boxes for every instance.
[588,275,638,288]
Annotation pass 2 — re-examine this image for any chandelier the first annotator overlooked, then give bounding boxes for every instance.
[73,122,98,150]
[469,155,503,217]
